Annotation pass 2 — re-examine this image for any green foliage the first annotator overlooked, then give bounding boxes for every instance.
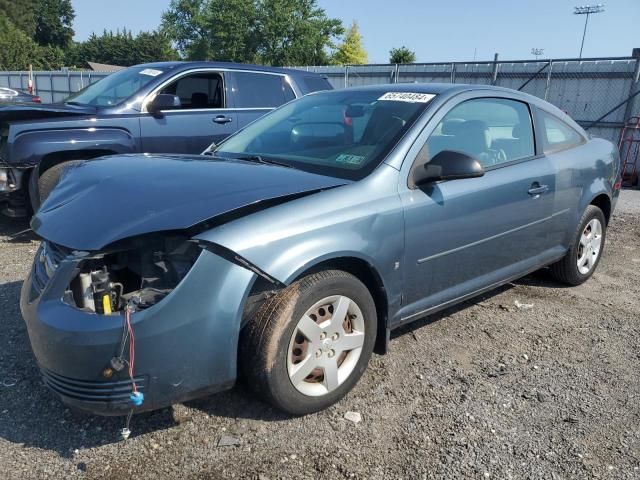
[0,0,37,38]
[65,29,179,68]
[332,21,367,65]
[162,0,257,62]
[34,0,75,48]
[389,46,416,64]
[161,0,344,66]
[0,15,65,70]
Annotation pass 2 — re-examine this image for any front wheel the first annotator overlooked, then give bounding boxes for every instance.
[240,270,377,415]
[36,160,85,206]
[549,205,606,285]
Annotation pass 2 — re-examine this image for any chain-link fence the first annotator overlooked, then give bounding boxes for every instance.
[298,56,640,144]
[2,56,639,143]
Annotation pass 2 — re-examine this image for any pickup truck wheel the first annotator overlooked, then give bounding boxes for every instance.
[240,270,377,415]
[549,205,606,285]
[37,160,85,206]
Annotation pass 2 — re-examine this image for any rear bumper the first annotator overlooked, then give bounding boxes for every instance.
[20,248,256,416]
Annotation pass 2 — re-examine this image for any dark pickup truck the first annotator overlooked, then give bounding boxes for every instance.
[0,62,333,217]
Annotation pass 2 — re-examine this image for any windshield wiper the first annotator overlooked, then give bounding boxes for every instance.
[233,155,294,169]
[65,101,86,106]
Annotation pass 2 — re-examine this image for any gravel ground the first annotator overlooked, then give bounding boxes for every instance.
[0,190,639,479]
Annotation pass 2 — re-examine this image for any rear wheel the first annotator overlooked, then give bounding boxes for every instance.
[240,270,377,415]
[36,160,85,207]
[549,205,606,285]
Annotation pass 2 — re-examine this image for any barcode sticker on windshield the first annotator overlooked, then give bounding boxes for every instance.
[139,68,163,77]
[335,154,365,165]
[378,92,435,103]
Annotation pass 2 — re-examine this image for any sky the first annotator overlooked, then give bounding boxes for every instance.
[70,0,640,63]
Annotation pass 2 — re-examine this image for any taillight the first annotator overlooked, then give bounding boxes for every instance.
[32,96,41,103]
[614,179,622,190]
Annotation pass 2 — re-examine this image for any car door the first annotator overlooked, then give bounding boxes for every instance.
[397,94,561,322]
[140,70,237,154]
[534,107,589,248]
[228,71,297,129]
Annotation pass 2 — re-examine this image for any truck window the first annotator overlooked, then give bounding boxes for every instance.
[160,72,224,110]
[233,72,295,108]
[300,76,333,94]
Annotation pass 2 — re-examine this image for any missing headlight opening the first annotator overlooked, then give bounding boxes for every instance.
[66,235,201,313]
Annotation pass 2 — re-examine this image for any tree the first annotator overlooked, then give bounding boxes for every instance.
[332,21,367,65]
[0,15,65,70]
[162,0,257,62]
[34,0,75,48]
[161,0,343,65]
[0,0,37,38]
[65,29,178,68]
[255,0,344,66]
[389,46,416,64]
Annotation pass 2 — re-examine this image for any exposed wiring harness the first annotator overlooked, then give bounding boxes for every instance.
[116,297,143,440]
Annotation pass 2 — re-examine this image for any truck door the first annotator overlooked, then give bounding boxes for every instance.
[140,70,237,154]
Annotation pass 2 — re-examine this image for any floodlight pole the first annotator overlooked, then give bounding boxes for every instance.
[574,5,605,59]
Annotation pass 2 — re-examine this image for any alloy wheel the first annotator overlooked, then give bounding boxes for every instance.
[287,295,366,397]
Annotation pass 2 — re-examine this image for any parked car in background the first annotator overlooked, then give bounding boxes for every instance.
[0,87,41,104]
[21,84,620,416]
[0,62,332,217]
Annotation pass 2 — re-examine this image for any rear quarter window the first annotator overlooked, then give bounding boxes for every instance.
[299,76,333,94]
[538,109,584,153]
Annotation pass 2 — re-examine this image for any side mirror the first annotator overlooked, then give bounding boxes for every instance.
[411,150,484,187]
[147,94,181,115]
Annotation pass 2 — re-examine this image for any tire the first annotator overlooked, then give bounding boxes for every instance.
[549,205,606,285]
[36,160,85,206]
[240,270,377,415]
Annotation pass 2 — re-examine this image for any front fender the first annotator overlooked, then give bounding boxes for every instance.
[195,165,405,318]
[8,124,139,168]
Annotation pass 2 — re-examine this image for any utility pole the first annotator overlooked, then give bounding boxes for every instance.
[531,48,544,61]
[574,4,605,59]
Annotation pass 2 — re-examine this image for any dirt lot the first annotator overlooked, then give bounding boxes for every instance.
[0,190,638,479]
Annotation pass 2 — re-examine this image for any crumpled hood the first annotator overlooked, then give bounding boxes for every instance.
[32,154,349,250]
[0,103,96,123]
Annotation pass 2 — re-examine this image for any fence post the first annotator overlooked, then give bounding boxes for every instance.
[450,62,456,83]
[622,52,640,125]
[393,63,399,83]
[344,65,349,88]
[491,53,499,85]
[544,59,553,100]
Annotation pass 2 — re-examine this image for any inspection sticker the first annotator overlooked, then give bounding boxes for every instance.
[139,68,163,77]
[335,153,365,165]
[378,92,435,103]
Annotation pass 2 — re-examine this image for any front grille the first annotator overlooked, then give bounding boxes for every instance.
[42,368,146,405]
[31,241,71,297]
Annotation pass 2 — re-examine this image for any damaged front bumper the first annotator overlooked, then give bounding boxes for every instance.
[20,246,257,416]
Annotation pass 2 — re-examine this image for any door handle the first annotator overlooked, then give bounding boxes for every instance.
[528,183,549,196]
[213,115,232,124]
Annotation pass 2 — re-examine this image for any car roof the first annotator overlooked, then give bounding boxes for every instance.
[134,61,326,77]
[327,82,536,96]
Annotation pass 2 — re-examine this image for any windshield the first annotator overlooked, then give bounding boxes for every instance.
[64,66,168,107]
[213,90,434,180]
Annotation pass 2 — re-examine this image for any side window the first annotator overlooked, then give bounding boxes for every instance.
[539,110,584,153]
[300,76,333,94]
[160,72,224,110]
[233,72,295,108]
[426,98,535,168]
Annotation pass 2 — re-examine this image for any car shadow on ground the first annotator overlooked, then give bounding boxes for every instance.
[0,215,37,243]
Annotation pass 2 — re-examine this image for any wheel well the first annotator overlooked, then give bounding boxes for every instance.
[590,194,611,225]
[296,257,390,355]
[38,149,116,175]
